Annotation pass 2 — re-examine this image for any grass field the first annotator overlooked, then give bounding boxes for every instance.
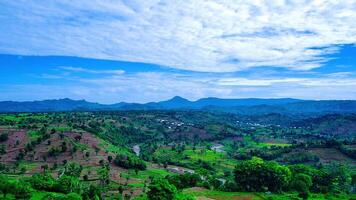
[183,187,262,200]
[257,142,292,148]
[120,168,173,180]
[183,149,238,171]
[153,146,238,174]
[183,188,356,200]
[98,137,132,155]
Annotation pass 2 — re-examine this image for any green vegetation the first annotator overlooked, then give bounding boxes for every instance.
[147,178,194,200]
[114,153,147,170]
[234,157,291,192]
[0,111,355,199]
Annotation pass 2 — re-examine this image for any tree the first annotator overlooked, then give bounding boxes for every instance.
[20,166,26,174]
[293,180,309,200]
[292,173,312,189]
[114,153,146,170]
[97,166,110,188]
[48,147,61,157]
[118,185,124,196]
[95,147,100,155]
[124,194,130,200]
[41,164,49,172]
[234,157,291,192]
[290,174,312,200]
[61,141,67,152]
[16,150,25,161]
[147,178,178,200]
[71,146,78,155]
[108,155,113,163]
[147,178,195,200]
[99,159,105,166]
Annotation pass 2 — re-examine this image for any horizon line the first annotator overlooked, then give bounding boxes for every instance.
[1,96,355,105]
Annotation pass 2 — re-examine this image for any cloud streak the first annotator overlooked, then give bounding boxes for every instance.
[60,66,125,75]
[0,0,355,72]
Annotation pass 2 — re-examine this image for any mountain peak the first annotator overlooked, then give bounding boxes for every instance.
[169,96,189,102]
[60,98,75,101]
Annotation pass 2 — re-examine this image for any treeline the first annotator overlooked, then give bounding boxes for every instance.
[232,146,293,160]
[301,139,356,159]
[160,157,354,200]
[234,158,353,197]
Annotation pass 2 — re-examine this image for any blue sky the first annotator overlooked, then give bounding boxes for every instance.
[0,0,355,103]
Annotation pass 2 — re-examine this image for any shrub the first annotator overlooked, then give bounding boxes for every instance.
[62,162,83,178]
[41,192,82,200]
[13,181,32,199]
[81,184,101,200]
[54,175,81,194]
[0,175,13,197]
[30,173,56,191]
[0,133,8,142]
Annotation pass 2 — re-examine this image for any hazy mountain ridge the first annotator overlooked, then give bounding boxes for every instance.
[0,97,355,115]
[203,100,356,115]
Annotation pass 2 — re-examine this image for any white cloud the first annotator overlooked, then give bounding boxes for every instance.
[216,76,356,86]
[216,77,305,86]
[0,0,355,72]
[2,71,356,102]
[324,71,355,78]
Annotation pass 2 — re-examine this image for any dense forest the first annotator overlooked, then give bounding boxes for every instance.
[0,110,355,199]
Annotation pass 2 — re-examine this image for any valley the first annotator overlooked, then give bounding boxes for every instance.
[0,110,355,199]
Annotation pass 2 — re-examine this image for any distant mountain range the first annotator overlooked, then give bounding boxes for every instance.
[0,96,356,115]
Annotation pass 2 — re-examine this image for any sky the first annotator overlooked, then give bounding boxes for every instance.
[0,0,355,103]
